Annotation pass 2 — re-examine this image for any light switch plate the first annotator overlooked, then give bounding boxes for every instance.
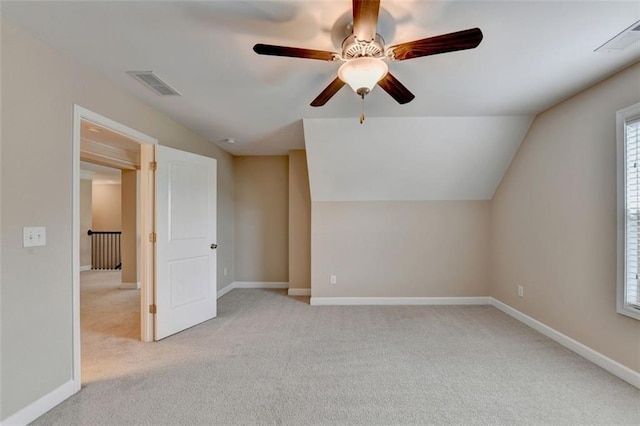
[23,226,46,247]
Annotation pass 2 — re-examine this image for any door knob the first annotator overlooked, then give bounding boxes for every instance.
[210,243,218,249]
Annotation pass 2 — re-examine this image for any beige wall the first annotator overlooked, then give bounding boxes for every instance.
[120,170,139,285]
[1,18,235,420]
[79,179,92,268]
[289,151,311,290]
[490,61,640,372]
[3,12,639,422]
[312,201,490,297]
[234,156,289,282]
[92,182,121,231]
[216,145,235,287]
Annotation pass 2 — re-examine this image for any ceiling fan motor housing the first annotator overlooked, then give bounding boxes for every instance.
[342,34,386,59]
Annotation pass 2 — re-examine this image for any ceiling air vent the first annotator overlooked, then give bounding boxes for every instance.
[127,71,181,96]
[595,20,640,52]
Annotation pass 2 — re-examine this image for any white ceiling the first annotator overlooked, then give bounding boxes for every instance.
[304,116,533,201]
[2,1,639,155]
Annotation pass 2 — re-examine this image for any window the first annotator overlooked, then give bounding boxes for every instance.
[617,101,640,320]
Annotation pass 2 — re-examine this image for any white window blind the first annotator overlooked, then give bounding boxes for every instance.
[618,103,640,319]
[625,118,640,311]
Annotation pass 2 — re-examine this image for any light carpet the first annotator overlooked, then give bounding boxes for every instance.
[32,271,639,425]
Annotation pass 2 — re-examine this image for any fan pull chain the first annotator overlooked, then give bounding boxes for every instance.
[359,94,366,124]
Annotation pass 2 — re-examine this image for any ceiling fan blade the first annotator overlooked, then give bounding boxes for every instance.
[311,77,346,107]
[253,44,337,61]
[387,28,483,61]
[377,73,415,104]
[352,0,381,42]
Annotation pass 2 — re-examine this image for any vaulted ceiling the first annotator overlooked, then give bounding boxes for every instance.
[3,1,639,157]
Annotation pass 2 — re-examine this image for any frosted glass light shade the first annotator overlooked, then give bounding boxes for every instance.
[338,57,388,93]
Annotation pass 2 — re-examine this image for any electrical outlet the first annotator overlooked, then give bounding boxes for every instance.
[223,267,228,277]
[330,275,337,285]
[517,285,524,298]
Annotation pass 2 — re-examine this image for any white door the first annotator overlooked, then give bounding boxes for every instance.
[155,145,217,340]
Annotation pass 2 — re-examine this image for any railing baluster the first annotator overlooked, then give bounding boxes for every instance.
[88,230,122,271]
[101,234,105,269]
[116,233,121,268]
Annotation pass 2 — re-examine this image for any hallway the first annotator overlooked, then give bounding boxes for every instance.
[80,270,139,384]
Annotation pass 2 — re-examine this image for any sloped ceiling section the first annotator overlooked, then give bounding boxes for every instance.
[304,116,533,201]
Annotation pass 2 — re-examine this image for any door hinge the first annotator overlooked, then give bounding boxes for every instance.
[149,304,157,314]
[149,232,157,243]
[149,161,157,171]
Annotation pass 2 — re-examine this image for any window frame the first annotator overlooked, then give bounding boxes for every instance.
[617,101,640,321]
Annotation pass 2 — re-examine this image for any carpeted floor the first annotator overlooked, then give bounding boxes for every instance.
[33,271,639,425]
[78,270,141,383]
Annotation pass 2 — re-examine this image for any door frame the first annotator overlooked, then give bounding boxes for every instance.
[72,105,157,389]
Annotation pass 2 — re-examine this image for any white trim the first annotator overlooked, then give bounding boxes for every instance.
[75,106,158,146]
[119,281,140,290]
[217,282,236,299]
[288,288,311,296]
[80,265,92,272]
[234,281,289,289]
[72,106,82,392]
[72,105,159,387]
[307,295,639,388]
[490,298,640,389]
[215,282,291,298]
[310,296,491,306]
[0,380,77,426]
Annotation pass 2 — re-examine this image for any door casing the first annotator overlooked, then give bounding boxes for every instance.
[72,105,158,389]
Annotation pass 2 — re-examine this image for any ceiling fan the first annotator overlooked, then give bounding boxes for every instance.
[253,0,483,113]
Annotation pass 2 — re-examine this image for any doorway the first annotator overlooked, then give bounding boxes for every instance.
[72,106,218,390]
[72,106,157,390]
[80,158,138,340]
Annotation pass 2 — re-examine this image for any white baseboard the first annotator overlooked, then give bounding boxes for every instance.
[307,295,639,388]
[217,282,290,299]
[119,281,140,290]
[310,296,491,306]
[288,288,311,296]
[0,379,77,426]
[490,298,640,389]
[217,282,236,299]
[80,265,91,272]
[234,281,289,289]
[2,296,636,426]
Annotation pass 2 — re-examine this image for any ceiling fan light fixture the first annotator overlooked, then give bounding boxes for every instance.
[253,1,482,107]
[338,57,388,95]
